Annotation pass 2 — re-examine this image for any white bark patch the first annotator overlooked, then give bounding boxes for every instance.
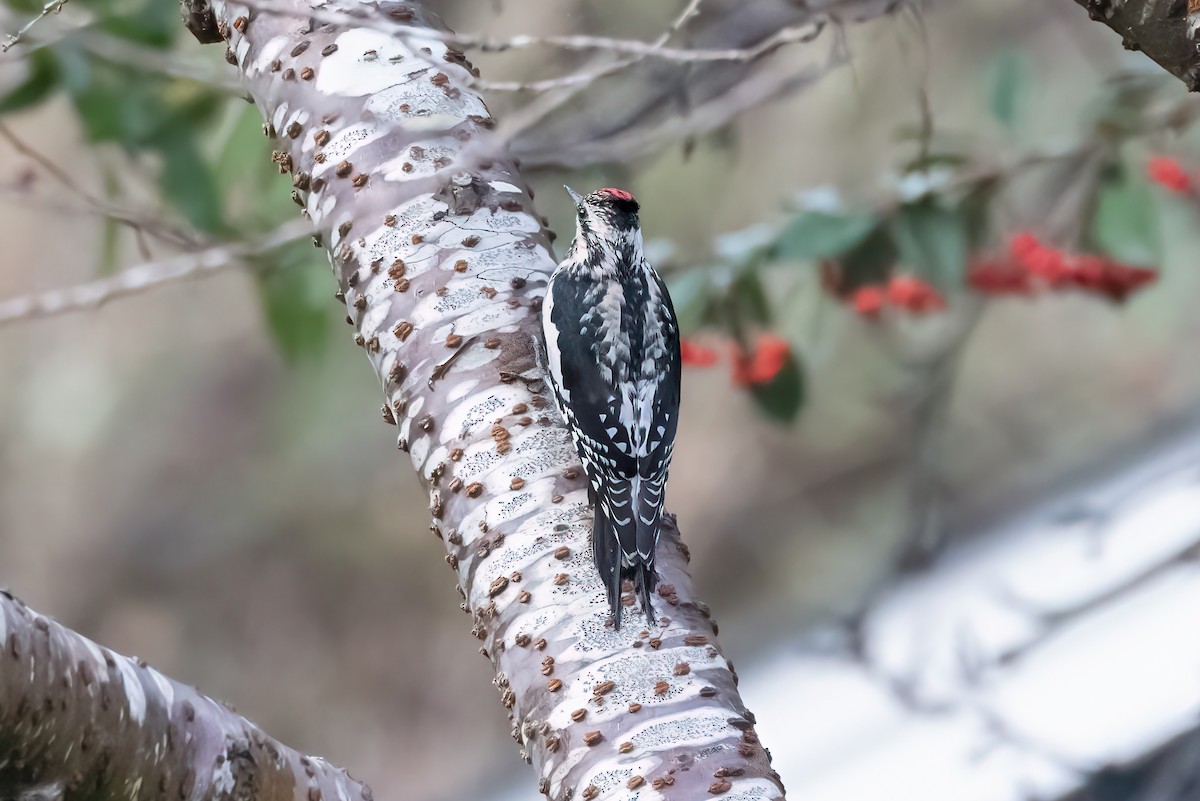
[252,35,290,74]
[366,83,489,130]
[447,379,480,403]
[547,647,725,729]
[566,756,658,799]
[271,103,290,137]
[314,29,419,96]
[441,386,529,442]
[625,708,739,750]
[211,759,236,795]
[380,140,458,181]
[490,180,523,194]
[320,122,386,163]
[147,667,175,711]
[115,657,147,725]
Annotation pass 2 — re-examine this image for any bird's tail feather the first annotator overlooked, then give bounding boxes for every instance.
[592,499,623,629]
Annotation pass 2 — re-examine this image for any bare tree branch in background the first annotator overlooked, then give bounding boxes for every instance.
[0,219,310,326]
[1070,0,1200,89]
[0,591,370,801]
[0,0,68,52]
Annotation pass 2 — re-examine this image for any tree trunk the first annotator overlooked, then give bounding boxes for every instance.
[177,1,779,798]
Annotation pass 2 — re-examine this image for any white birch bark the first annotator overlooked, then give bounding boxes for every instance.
[182,2,781,798]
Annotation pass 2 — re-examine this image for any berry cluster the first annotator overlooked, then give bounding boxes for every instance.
[1147,156,1193,195]
[970,232,1157,302]
[846,275,946,320]
[680,334,790,386]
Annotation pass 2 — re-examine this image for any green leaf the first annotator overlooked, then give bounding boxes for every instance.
[667,269,713,335]
[747,349,805,424]
[732,263,771,325]
[100,1,180,48]
[987,50,1028,130]
[1088,172,1160,265]
[256,245,334,362]
[159,136,224,233]
[0,49,59,115]
[217,104,294,230]
[960,177,999,250]
[838,225,896,292]
[773,211,878,262]
[888,199,968,287]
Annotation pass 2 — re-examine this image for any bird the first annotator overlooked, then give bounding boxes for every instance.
[540,185,682,629]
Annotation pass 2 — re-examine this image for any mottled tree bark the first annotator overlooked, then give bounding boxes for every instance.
[1072,0,1200,89]
[0,591,369,801]
[172,1,779,799]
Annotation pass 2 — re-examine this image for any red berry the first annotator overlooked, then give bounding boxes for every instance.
[849,285,885,319]
[968,258,1033,295]
[1147,156,1192,194]
[886,275,945,314]
[680,339,719,367]
[731,334,790,386]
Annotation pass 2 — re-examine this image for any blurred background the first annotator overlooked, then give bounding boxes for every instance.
[1,0,1199,799]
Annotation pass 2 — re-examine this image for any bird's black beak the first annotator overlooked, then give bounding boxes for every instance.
[564,185,584,208]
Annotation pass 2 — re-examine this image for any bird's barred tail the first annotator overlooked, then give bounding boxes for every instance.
[591,477,661,630]
[633,474,666,626]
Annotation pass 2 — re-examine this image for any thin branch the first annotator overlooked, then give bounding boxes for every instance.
[0,123,205,250]
[1,0,68,52]
[513,43,841,168]
[234,0,831,94]
[492,0,706,147]
[73,29,247,94]
[0,218,311,327]
[235,0,802,61]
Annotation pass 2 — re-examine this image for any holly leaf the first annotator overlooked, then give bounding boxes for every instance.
[1088,171,1160,265]
[888,198,967,287]
[0,49,60,115]
[667,269,714,335]
[837,225,896,292]
[988,50,1028,130]
[772,211,878,262]
[255,244,334,362]
[732,264,771,326]
[747,350,805,424]
[158,135,224,233]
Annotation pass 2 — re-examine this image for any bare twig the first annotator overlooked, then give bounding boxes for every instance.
[0,218,311,327]
[493,0,706,147]
[0,123,205,250]
[73,29,246,93]
[479,0,706,95]
[513,43,841,168]
[1,0,69,52]
[234,0,829,94]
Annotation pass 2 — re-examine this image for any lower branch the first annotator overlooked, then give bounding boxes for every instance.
[0,591,368,801]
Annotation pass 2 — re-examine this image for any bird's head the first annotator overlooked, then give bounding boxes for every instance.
[565,185,641,251]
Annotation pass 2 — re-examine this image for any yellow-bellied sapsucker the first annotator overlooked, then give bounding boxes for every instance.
[541,186,681,629]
